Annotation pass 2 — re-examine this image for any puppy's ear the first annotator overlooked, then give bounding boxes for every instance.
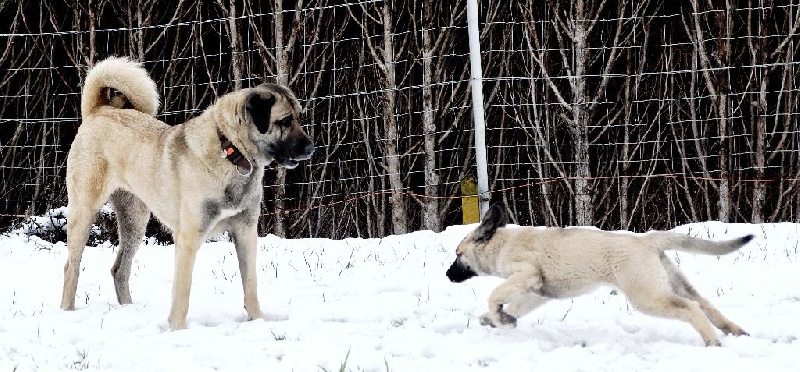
[473,203,508,243]
[247,91,275,134]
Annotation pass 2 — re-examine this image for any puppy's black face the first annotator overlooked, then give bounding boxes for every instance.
[446,256,477,283]
[446,203,509,283]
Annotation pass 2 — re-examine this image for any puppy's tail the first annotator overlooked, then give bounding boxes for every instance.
[647,231,754,256]
[81,57,159,117]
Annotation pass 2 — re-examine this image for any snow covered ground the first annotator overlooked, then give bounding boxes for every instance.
[1,221,798,371]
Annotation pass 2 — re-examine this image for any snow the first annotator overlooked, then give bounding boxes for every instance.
[1,221,799,371]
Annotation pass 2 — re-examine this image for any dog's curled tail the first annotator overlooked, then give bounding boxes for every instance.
[81,57,159,118]
[647,231,754,256]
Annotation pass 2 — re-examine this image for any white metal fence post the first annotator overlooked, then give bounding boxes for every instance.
[466,0,490,219]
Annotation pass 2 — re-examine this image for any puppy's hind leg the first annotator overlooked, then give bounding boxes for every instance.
[618,261,721,346]
[110,190,150,305]
[661,256,748,337]
[629,292,721,346]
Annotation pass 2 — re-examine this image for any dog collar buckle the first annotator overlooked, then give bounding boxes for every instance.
[216,128,253,177]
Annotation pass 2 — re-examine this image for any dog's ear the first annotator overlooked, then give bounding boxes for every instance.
[247,91,275,134]
[473,203,508,243]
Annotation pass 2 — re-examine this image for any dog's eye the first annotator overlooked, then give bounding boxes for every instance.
[276,117,293,128]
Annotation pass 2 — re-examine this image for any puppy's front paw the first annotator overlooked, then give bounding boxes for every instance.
[479,310,517,329]
[496,310,517,329]
[479,312,493,326]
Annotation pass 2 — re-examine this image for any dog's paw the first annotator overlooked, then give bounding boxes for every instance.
[729,329,749,337]
[167,316,187,331]
[479,311,517,329]
[496,310,517,328]
[705,339,721,347]
[721,324,748,337]
[479,312,493,326]
[245,309,264,321]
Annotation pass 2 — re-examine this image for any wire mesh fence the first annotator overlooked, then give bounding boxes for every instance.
[1,0,798,240]
[480,1,800,229]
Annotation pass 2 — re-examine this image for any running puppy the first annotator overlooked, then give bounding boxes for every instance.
[446,203,753,346]
[61,57,314,330]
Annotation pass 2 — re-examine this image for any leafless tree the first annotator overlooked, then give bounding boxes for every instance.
[406,2,468,232]
[744,1,800,223]
[519,0,650,226]
[347,1,408,235]
[682,0,735,222]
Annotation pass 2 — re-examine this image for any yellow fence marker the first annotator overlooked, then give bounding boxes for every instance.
[461,175,479,224]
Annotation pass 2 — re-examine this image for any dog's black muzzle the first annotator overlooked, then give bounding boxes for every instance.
[446,259,477,283]
[296,137,315,160]
[272,134,314,169]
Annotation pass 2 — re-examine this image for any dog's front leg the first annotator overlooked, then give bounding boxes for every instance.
[230,218,263,321]
[168,228,204,330]
[482,271,541,329]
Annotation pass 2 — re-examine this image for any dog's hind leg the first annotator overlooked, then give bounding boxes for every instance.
[661,256,748,337]
[110,190,150,305]
[628,291,721,346]
[617,261,721,346]
[61,203,99,310]
[229,216,263,321]
[61,164,110,310]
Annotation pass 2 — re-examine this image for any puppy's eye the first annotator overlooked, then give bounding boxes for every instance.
[276,117,293,128]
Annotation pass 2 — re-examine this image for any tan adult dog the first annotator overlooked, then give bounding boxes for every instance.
[446,203,753,346]
[61,57,314,330]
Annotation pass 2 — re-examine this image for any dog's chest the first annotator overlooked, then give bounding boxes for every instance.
[222,178,259,207]
[202,176,261,225]
[216,205,245,220]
